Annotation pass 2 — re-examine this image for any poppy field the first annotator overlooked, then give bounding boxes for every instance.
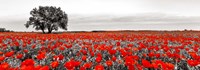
[0,31,200,70]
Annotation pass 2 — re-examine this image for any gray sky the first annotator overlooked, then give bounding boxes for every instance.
[0,0,200,31]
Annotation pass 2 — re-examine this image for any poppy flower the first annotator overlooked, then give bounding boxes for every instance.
[0,51,3,55]
[148,52,154,58]
[96,56,102,63]
[0,56,5,61]
[58,54,64,60]
[31,44,36,49]
[90,52,95,57]
[187,60,198,66]
[21,59,35,66]
[106,60,113,66]
[39,66,49,70]
[152,63,158,69]
[81,50,87,55]
[127,65,134,70]
[120,50,127,57]
[112,56,117,61]
[23,49,29,53]
[16,53,23,59]
[125,57,135,66]
[108,49,116,55]
[127,44,133,47]
[73,61,81,67]
[83,62,92,69]
[64,61,74,69]
[5,51,14,57]
[82,55,87,61]
[37,53,46,60]
[65,44,72,49]
[59,46,65,51]
[0,62,10,70]
[142,59,152,68]
[53,56,59,60]
[116,42,120,46]
[50,61,59,68]
[80,66,86,70]
[95,64,104,70]
[166,63,174,69]
[14,42,20,47]
[34,65,42,70]
[96,53,102,58]
[8,67,19,70]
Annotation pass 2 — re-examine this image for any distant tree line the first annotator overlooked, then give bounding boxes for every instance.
[0,28,13,32]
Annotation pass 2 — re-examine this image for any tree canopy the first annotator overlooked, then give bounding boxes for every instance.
[25,6,68,33]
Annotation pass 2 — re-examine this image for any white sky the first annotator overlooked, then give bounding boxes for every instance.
[0,0,200,31]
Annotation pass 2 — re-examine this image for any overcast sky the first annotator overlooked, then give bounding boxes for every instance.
[0,0,200,31]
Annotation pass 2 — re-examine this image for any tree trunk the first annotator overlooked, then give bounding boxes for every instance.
[48,30,52,33]
[48,27,52,33]
[40,23,45,34]
[42,29,45,34]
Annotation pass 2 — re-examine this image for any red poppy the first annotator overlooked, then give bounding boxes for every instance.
[120,50,127,57]
[21,65,34,70]
[31,44,36,49]
[106,60,113,66]
[8,67,19,70]
[116,42,120,46]
[148,52,154,58]
[112,56,117,61]
[21,59,35,66]
[65,44,72,49]
[34,65,42,70]
[23,49,29,53]
[83,62,92,69]
[0,56,5,61]
[80,66,86,70]
[187,60,198,66]
[16,53,23,59]
[5,51,14,57]
[81,50,87,55]
[39,66,49,70]
[53,56,59,60]
[73,61,81,67]
[90,52,95,57]
[64,61,74,69]
[58,54,64,60]
[59,46,65,51]
[142,59,152,68]
[95,64,104,70]
[0,62,10,70]
[96,53,102,58]
[37,53,46,60]
[127,65,134,70]
[166,63,174,69]
[152,63,158,69]
[0,51,3,55]
[14,42,19,46]
[96,56,102,63]
[50,61,59,68]
[82,55,87,61]
[125,56,135,66]
[108,49,116,55]
[127,44,133,47]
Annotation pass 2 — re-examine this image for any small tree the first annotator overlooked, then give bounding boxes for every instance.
[25,6,68,33]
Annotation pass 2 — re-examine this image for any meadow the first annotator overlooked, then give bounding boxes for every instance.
[0,31,200,70]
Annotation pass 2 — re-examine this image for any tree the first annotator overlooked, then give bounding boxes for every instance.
[25,6,68,33]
